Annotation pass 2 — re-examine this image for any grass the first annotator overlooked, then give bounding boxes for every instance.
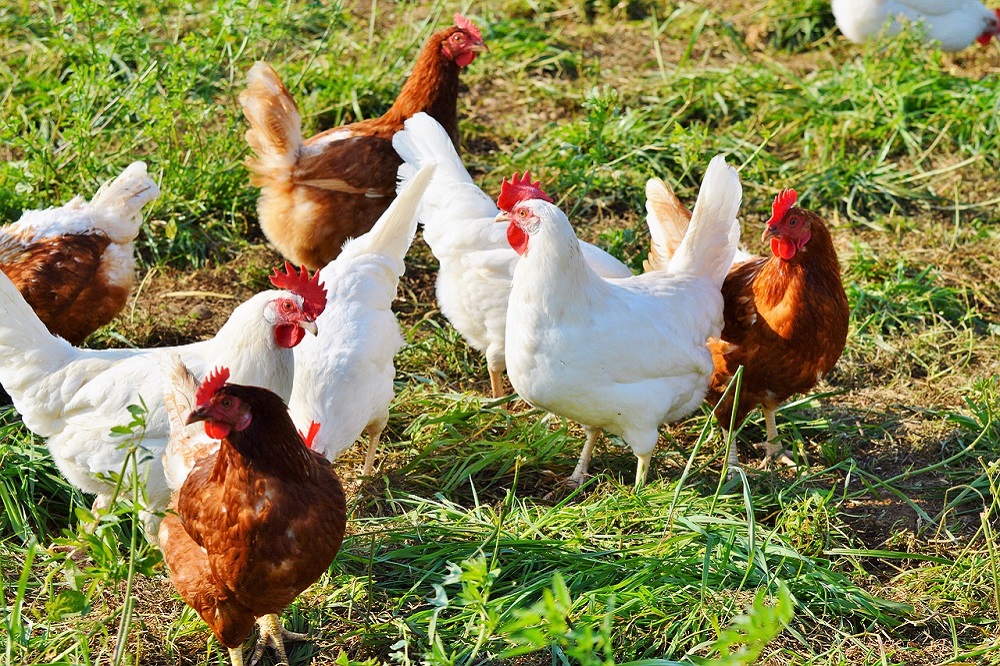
[2,0,1000,664]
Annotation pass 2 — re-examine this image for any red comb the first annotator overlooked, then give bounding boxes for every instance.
[299,421,321,449]
[767,189,798,225]
[454,13,483,43]
[268,262,327,319]
[497,172,553,212]
[196,367,230,406]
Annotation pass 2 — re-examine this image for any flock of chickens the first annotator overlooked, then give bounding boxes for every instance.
[1,2,996,663]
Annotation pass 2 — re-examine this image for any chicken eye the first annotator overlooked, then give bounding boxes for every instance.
[220,397,234,409]
[788,218,798,226]
[281,301,294,312]
[517,209,527,218]
[453,33,466,44]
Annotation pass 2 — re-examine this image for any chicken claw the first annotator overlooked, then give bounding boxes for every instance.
[754,441,797,470]
[248,614,309,666]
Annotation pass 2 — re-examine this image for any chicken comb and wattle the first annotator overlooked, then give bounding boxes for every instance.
[268,261,327,318]
[766,189,799,261]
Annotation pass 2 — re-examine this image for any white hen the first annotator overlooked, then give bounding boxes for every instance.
[393,112,632,399]
[285,164,435,475]
[832,0,1000,51]
[0,264,325,536]
[503,156,742,488]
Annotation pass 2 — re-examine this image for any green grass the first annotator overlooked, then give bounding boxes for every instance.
[3,0,1000,664]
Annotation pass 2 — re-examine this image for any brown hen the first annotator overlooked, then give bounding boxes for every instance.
[240,14,486,269]
[0,162,158,344]
[159,368,346,666]
[706,189,849,471]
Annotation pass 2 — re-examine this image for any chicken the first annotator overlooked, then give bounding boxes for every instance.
[831,0,1000,51]
[285,164,435,476]
[501,156,742,488]
[240,14,487,270]
[159,367,346,666]
[0,263,326,537]
[392,112,632,399]
[0,161,159,344]
[702,190,849,470]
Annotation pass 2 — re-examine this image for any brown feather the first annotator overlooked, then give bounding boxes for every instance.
[241,25,473,269]
[160,384,347,649]
[706,208,849,427]
[0,233,130,344]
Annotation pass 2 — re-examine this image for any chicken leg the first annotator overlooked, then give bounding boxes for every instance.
[634,452,652,488]
[755,407,796,469]
[570,427,601,486]
[362,418,387,477]
[488,367,505,399]
[248,613,308,666]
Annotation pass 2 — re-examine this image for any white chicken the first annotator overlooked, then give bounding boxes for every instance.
[285,164,435,475]
[392,112,632,399]
[0,263,325,537]
[831,0,1000,51]
[502,156,742,488]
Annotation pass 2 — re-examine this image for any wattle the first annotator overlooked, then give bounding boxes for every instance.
[507,222,528,255]
[770,237,797,261]
[204,421,231,440]
[275,323,306,348]
[454,51,476,68]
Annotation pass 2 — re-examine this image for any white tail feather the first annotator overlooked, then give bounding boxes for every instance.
[0,270,76,403]
[159,351,217,493]
[85,161,160,243]
[666,155,742,289]
[338,163,436,263]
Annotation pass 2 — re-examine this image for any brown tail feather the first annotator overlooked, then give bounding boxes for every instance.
[239,62,303,182]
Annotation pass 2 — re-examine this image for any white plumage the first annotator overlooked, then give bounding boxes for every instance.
[504,155,742,488]
[832,0,1000,51]
[0,270,318,537]
[285,164,435,474]
[392,112,632,398]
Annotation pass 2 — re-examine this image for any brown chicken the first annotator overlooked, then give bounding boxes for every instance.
[159,367,346,666]
[240,14,487,269]
[706,189,849,470]
[0,161,158,344]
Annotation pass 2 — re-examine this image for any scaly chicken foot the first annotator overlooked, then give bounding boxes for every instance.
[488,367,505,399]
[754,407,796,470]
[634,452,652,488]
[543,427,600,501]
[248,613,308,666]
[362,420,386,477]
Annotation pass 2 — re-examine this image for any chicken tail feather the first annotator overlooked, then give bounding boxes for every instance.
[340,163,436,264]
[666,155,742,289]
[160,351,219,493]
[86,161,160,244]
[240,62,303,183]
[0,270,76,414]
[643,177,692,273]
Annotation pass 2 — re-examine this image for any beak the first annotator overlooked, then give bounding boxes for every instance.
[472,41,489,53]
[495,211,510,223]
[185,406,208,426]
[300,319,319,336]
[761,224,778,242]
